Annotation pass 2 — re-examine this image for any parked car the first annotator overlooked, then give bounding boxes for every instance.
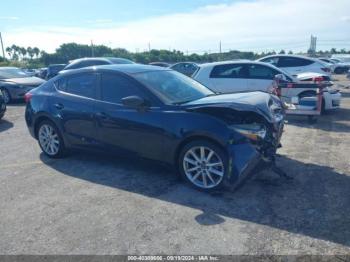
[0,67,45,103]
[46,64,66,79]
[22,68,38,77]
[61,57,134,72]
[36,67,48,79]
[257,55,332,77]
[0,90,6,120]
[149,62,170,68]
[25,64,285,192]
[192,61,341,111]
[318,58,349,74]
[169,62,199,77]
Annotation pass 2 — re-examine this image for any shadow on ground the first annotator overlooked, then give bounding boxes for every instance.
[40,151,350,247]
[0,119,14,132]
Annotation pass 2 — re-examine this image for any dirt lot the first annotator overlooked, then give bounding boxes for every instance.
[0,75,349,255]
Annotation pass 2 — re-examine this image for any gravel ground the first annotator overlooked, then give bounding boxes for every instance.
[0,75,349,255]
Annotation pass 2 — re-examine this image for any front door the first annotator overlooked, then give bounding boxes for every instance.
[94,72,166,161]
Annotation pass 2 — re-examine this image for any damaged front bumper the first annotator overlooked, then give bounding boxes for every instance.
[224,120,285,187]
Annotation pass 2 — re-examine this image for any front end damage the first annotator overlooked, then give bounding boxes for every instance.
[186,94,289,187]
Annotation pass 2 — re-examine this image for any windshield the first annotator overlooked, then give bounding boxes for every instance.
[0,68,28,79]
[134,70,214,104]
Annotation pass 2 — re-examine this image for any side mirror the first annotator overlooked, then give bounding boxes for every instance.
[121,96,147,109]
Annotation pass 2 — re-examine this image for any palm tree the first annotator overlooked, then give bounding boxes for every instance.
[5,47,12,59]
[33,47,40,58]
[20,47,27,60]
[27,47,34,59]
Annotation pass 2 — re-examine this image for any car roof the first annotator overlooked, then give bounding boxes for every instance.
[258,54,317,61]
[199,60,268,68]
[0,67,19,70]
[59,64,169,76]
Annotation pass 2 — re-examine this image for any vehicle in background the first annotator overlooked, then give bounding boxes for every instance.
[0,67,45,103]
[257,55,332,77]
[0,90,6,120]
[46,64,66,79]
[61,57,134,72]
[149,62,170,68]
[24,64,285,192]
[318,57,349,74]
[347,69,350,80]
[330,55,350,70]
[36,67,48,79]
[169,62,199,77]
[22,68,37,77]
[192,61,340,111]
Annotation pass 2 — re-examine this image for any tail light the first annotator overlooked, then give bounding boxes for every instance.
[24,92,32,103]
[313,76,324,83]
[321,67,331,73]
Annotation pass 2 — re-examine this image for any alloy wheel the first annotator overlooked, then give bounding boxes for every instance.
[183,146,224,189]
[38,124,60,156]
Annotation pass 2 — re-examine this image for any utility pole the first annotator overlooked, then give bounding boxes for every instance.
[91,40,94,57]
[148,42,151,52]
[219,41,222,60]
[0,32,5,59]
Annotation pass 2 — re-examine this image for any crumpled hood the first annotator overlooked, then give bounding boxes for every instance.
[183,91,276,122]
[0,77,45,87]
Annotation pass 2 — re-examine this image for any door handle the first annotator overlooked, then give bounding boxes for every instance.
[54,103,64,110]
[95,112,108,120]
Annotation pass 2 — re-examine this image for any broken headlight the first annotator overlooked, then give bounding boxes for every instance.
[229,124,267,141]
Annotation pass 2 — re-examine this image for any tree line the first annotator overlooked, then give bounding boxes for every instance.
[1,42,350,68]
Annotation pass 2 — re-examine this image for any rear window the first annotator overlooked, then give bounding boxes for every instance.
[210,64,247,78]
[278,57,314,67]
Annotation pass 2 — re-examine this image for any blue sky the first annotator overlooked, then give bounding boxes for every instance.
[1,0,349,54]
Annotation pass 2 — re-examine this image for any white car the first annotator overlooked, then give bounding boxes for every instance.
[256,55,332,77]
[318,58,349,74]
[192,61,341,111]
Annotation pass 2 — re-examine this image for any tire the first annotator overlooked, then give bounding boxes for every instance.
[178,140,228,192]
[37,120,66,158]
[1,89,11,104]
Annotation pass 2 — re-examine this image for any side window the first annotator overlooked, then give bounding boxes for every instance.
[278,57,314,67]
[54,78,67,91]
[261,57,279,66]
[210,64,248,79]
[247,64,279,80]
[101,73,143,104]
[65,74,96,98]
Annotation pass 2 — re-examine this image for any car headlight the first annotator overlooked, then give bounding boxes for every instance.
[229,124,267,141]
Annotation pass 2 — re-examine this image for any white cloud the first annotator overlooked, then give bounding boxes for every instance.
[2,0,350,53]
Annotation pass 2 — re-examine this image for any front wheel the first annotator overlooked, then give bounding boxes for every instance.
[37,120,66,158]
[178,140,228,192]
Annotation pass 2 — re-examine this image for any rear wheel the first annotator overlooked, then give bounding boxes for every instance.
[1,89,11,104]
[179,140,228,192]
[37,120,66,158]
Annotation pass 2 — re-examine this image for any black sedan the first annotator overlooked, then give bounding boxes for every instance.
[25,65,284,191]
[0,67,45,103]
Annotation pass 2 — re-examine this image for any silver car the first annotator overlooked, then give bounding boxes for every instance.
[0,67,45,103]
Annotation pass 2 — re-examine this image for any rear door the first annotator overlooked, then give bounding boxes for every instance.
[53,73,98,147]
[246,64,280,92]
[94,72,166,160]
[208,63,248,93]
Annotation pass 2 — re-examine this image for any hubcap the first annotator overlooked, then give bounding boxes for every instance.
[38,124,60,155]
[183,146,224,189]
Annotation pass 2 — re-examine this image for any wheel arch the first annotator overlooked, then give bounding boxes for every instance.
[174,135,227,169]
